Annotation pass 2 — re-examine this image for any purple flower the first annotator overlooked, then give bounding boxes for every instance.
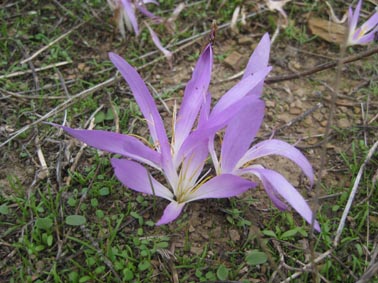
[347,0,378,46]
[207,34,321,231]
[56,40,271,225]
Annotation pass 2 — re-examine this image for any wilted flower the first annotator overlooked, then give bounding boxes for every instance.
[347,0,378,46]
[207,34,321,231]
[266,0,291,25]
[56,38,270,225]
[107,0,174,62]
[107,0,160,37]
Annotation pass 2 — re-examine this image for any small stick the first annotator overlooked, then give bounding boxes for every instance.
[281,249,333,282]
[333,140,378,247]
[0,76,116,148]
[266,46,378,84]
[20,22,84,65]
[0,61,71,80]
[264,102,323,139]
[36,136,49,180]
[219,46,378,84]
[0,88,68,100]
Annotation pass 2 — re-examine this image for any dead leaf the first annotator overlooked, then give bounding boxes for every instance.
[308,17,347,44]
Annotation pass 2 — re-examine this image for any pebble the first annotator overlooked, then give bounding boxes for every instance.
[289,107,302,115]
[354,107,361,114]
[313,112,323,122]
[224,51,244,70]
[266,100,276,108]
[338,118,351,128]
[320,120,328,127]
[238,36,253,45]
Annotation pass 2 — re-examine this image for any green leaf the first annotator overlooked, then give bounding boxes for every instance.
[95,266,105,274]
[91,198,98,207]
[138,260,151,271]
[67,197,77,207]
[216,264,229,280]
[123,268,134,280]
[155,241,169,249]
[68,271,79,282]
[105,105,119,120]
[262,229,277,238]
[246,250,268,266]
[35,217,53,230]
[65,215,86,226]
[0,204,9,215]
[94,111,106,123]
[47,235,53,247]
[79,275,91,283]
[205,271,216,280]
[96,209,104,218]
[35,245,45,252]
[99,187,110,196]
[281,229,298,240]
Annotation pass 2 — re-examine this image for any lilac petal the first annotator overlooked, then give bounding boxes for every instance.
[264,181,289,211]
[241,33,270,98]
[136,2,162,22]
[174,44,213,151]
[197,92,211,128]
[249,168,320,232]
[242,33,270,79]
[146,24,172,61]
[208,134,220,173]
[57,125,161,168]
[156,201,185,225]
[212,67,271,116]
[177,95,261,162]
[108,52,171,160]
[221,99,265,173]
[361,12,378,33]
[179,142,208,189]
[168,3,185,23]
[187,174,256,202]
[120,0,139,35]
[111,158,173,201]
[143,0,159,5]
[238,139,314,185]
[350,0,362,33]
[357,31,378,44]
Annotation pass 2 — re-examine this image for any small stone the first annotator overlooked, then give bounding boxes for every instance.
[307,138,318,145]
[303,116,312,126]
[354,107,361,114]
[78,63,86,71]
[229,229,240,241]
[313,112,323,122]
[224,51,244,70]
[289,107,302,115]
[238,36,253,45]
[288,60,301,70]
[266,100,275,108]
[294,100,303,108]
[190,246,203,255]
[320,120,328,127]
[338,118,351,128]
[277,113,290,123]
